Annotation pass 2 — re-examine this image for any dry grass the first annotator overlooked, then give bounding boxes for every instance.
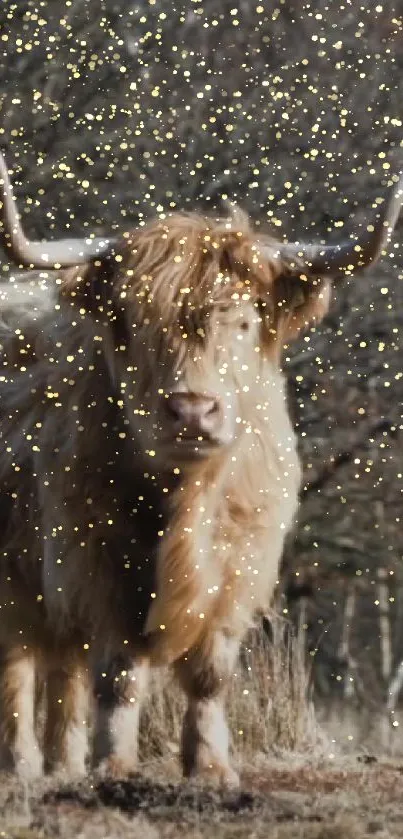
[229,621,326,760]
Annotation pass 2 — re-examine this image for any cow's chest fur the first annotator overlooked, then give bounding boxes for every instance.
[35,347,301,661]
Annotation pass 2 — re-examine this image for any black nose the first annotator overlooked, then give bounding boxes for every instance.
[165,392,223,437]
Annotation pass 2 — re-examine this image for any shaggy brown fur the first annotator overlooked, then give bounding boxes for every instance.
[0,210,330,783]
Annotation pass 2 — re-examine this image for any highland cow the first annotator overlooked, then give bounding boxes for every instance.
[0,151,401,784]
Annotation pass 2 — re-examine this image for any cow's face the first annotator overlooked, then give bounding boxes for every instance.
[95,215,330,468]
[121,295,271,465]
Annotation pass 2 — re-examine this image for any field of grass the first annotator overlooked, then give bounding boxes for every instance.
[0,625,402,838]
[1,756,403,838]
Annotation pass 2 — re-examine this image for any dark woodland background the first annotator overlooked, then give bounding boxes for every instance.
[0,0,403,729]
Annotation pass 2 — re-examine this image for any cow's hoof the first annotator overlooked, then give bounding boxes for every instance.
[219,766,240,790]
[15,749,44,781]
[46,760,87,781]
[186,762,240,790]
[96,755,138,779]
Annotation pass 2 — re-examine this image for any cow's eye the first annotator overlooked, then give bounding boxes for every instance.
[240,320,250,332]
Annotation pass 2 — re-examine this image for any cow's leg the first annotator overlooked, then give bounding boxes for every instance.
[44,651,89,777]
[0,646,43,779]
[93,656,149,777]
[175,630,240,788]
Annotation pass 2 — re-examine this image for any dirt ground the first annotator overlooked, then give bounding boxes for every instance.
[1,756,403,839]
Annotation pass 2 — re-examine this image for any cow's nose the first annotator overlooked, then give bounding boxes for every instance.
[165,392,222,436]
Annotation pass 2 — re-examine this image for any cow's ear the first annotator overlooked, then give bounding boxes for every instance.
[282,277,331,341]
[271,274,331,343]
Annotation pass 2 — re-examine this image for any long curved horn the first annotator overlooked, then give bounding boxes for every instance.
[274,172,403,278]
[0,151,118,268]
